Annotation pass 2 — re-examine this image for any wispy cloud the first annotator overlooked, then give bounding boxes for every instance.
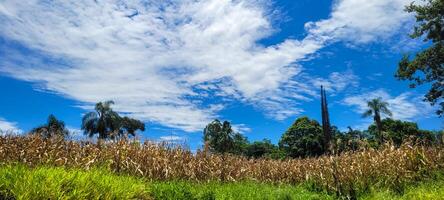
[310,70,359,93]
[232,124,252,134]
[0,0,416,132]
[342,89,434,121]
[305,0,413,44]
[0,118,21,134]
[159,135,186,143]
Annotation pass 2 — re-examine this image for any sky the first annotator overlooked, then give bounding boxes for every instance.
[0,0,442,150]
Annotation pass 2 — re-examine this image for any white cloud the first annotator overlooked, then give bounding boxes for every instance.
[342,89,434,121]
[0,118,21,134]
[66,126,82,136]
[305,0,414,44]
[159,135,185,142]
[232,124,252,134]
[311,70,359,93]
[0,0,416,132]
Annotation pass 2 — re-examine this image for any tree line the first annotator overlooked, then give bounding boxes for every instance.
[203,98,442,159]
[30,101,145,140]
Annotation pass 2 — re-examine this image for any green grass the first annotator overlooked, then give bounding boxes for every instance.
[0,165,150,200]
[362,177,444,200]
[2,165,444,200]
[0,165,332,200]
[148,181,333,200]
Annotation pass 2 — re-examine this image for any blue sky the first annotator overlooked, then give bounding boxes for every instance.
[0,0,441,150]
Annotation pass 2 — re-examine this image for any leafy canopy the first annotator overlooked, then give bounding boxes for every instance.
[81,101,145,139]
[203,119,251,155]
[362,98,392,119]
[279,117,325,158]
[31,114,69,138]
[396,0,444,116]
[368,118,437,146]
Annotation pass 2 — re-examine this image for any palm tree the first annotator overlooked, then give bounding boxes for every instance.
[362,98,392,144]
[82,101,121,139]
[81,101,145,139]
[31,114,69,138]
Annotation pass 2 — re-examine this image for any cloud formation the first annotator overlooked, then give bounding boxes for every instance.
[342,89,434,121]
[310,70,359,93]
[0,118,21,133]
[305,0,413,44]
[0,0,415,131]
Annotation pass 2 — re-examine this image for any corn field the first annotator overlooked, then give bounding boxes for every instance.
[1,135,443,197]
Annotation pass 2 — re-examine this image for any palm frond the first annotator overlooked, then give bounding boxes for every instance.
[362,109,373,118]
[381,106,393,117]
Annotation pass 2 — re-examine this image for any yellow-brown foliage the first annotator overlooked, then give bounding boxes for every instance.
[1,135,443,196]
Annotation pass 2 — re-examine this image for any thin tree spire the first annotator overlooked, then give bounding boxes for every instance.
[321,86,331,153]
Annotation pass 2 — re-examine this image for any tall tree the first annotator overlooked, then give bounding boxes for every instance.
[81,101,145,139]
[321,86,332,152]
[31,114,69,138]
[362,98,392,144]
[396,0,444,116]
[203,119,235,154]
[279,117,324,158]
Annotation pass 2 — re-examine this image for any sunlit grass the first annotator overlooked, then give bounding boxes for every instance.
[0,165,332,200]
[2,164,444,199]
[0,165,150,200]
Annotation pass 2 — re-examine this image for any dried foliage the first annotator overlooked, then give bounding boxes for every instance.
[1,135,443,197]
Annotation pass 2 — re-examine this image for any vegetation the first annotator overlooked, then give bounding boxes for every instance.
[0,165,334,200]
[396,0,444,116]
[2,134,444,199]
[368,118,437,146]
[321,86,332,152]
[0,1,442,199]
[203,119,247,155]
[279,117,325,158]
[81,101,145,140]
[30,114,69,139]
[0,165,149,200]
[245,139,280,159]
[362,98,393,144]
[4,164,444,200]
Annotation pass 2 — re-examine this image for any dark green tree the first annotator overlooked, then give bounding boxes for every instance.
[246,139,278,159]
[279,117,324,158]
[368,118,436,146]
[120,116,146,138]
[81,101,145,139]
[31,114,69,138]
[362,98,392,144]
[321,86,332,152]
[203,120,236,154]
[231,133,249,155]
[396,0,444,116]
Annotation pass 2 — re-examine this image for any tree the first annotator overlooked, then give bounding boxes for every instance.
[396,0,444,116]
[231,133,249,155]
[31,114,68,138]
[362,98,392,144]
[321,86,332,152]
[120,116,146,138]
[81,101,145,139]
[246,139,278,159]
[203,120,236,154]
[279,117,324,158]
[368,118,436,146]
